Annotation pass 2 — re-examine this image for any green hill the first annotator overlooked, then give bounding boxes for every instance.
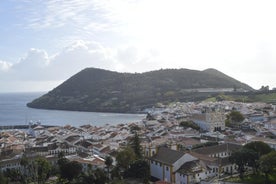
[27,68,253,113]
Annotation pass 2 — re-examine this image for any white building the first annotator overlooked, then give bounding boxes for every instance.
[192,111,226,132]
[149,143,242,183]
[149,147,197,183]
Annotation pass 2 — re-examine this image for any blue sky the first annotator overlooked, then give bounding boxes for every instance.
[1,0,276,92]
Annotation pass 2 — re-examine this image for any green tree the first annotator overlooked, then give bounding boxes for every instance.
[244,141,272,173]
[35,157,51,184]
[116,147,136,171]
[228,111,244,123]
[259,151,276,184]
[229,148,258,179]
[244,141,272,157]
[60,160,83,181]
[4,168,22,182]
[179,121,200,130]
[225,119,231,127]
[0,171,8,184]
[20,154,29,184]
[77,168,108,184]
[129,132,143,159]
[105,156,113,180]
[94,168,108,184]
[125,160,150,183]
[130,125,141,134]
[58,151,65,159]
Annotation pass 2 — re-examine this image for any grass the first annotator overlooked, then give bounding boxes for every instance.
[205,92,276,104]
[225,173,276,184]
[204,97,217,102]
[253,93,276,103]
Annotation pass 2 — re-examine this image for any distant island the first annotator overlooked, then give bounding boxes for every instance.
[27,67,253,113]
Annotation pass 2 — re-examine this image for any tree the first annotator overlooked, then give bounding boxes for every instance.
[105,156,113,180]
[4,168,22,182]
[125,160,150,183]
[244,141,272,173]
[60,160,83,181]
[57,157,69,172]
[93,168,108,184]
[260,85,269,91]
[116,147,136,171]
[35,157,51,184]
[0,171,8,184]
[244,141,272,157]
[77,168,107,184]
[180,121,200,130]
[259,151,276,184]
[129,132,143,159]
[20,154,29,184]
[228,111,244,123]
[229,148,258,179]
[58,151,65,159]
[225,118,231,127]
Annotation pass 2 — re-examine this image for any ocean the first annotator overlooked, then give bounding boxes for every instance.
[0,92,145,127]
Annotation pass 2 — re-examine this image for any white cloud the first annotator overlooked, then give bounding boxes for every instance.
[0,60,12,71]
[2,0,276,91]
[10,48,50,80]
[1,37,276,92]
[48,40,115,79]
[115,46,161,72]
[18,0,111,30]
[0,40,162,91]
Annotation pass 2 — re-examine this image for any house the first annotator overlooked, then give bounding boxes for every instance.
[192,143,242,175]
[149,146,197,183]
[192,143,242,158]
[149,143,242,183]
[66,154,106,172]
[192,111,225,132]
[48,142,76,156]
[0,157,21,171]
[175,159,212,184]
[264,117,276,132]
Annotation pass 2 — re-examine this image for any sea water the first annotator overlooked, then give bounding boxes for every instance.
[0,92,145,127]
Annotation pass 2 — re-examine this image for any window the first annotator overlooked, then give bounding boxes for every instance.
[166,166,169,171]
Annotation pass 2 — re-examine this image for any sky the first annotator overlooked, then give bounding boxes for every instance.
[1,0,276,92]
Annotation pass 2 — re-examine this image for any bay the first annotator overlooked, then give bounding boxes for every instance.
[0,92,145,127]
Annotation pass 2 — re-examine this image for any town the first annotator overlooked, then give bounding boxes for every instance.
[1,100,276,184]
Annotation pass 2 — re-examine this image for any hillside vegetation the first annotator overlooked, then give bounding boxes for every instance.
[27,67,253,113]
[211,90,276,104]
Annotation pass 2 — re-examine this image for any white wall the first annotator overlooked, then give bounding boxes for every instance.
[164,165,171,182]
[175,172,188,184]
[150,160,163,180]
[173,153,197,172]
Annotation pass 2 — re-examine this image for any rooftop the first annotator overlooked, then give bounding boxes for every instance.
[150,146,185,165]
[193,143,242,155]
